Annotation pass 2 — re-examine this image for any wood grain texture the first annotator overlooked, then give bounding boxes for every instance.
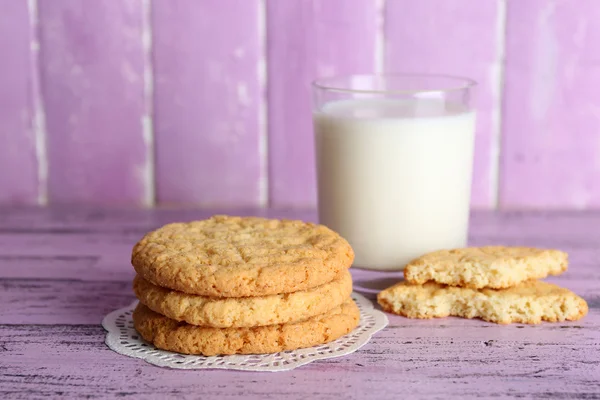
[267,0,378,207]
[1,320,599,399]
[385,0,504,209]
[38,0,149,204]
[500,0,600,209]
[0,1,38,205]
[0,208,599,399]
[152,0,263,206]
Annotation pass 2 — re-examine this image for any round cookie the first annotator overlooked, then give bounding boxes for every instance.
[132,215,354,297]
[133,270,353,328]
[133,299,360,356]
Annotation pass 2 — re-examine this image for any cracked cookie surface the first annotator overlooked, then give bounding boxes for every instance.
[133,299,360,356]
[404,246,568,289]
[133,270,352,328]
[378,280,588,324]
[132,215,354,297]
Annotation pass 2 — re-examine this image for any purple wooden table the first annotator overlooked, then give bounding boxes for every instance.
[1,208,599,399]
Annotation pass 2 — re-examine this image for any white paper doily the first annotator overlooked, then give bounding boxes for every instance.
[102,292,388,372]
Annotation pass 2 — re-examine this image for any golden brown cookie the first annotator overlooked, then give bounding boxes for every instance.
[378,280,588,324]
[132,215,354,297]
[133,270,353,328]
[404,246,568,289]
[133,299,360,356]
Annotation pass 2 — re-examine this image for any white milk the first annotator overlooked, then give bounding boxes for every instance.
[314,98,476,270]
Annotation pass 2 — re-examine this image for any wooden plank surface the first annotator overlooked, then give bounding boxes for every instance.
[267,0,378,207]
[500,0,600,209]
[0,207,599,399]
[2,321,599,399]
[0,1,39,205]
[152,0,263,206]
[38,0,149,204]
[385,0,505,209]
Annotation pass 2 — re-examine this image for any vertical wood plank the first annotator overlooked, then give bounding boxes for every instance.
[152,0,263,206]
[38,0,149,204]
[267,0,378,208]
[385,0,504,209]
[501,0,600,209]
[0,1,38,204]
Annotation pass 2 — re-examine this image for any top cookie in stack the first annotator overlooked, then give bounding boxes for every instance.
[130,215,359,356]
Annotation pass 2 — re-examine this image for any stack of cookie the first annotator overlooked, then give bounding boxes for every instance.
[130,215,359,356]
[378,247,588,324]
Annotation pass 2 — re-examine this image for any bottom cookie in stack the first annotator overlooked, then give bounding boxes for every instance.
[133,300,359,356]
[132,270,359,356]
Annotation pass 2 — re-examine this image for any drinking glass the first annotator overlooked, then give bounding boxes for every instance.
[312,74,477,270]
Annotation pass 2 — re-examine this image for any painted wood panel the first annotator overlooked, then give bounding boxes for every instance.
[0,1,39,204]
[385,0,505,209]
[267,0,378,207]
[500,0,600,209]
[152,0,263,206]
[0,0,598,209]
[38,0,149,205]
[2,321,599,398]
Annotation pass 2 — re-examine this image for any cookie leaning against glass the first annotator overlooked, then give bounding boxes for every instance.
[130,215,359,356]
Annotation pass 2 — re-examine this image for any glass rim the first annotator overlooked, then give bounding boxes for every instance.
[312,73,477,95]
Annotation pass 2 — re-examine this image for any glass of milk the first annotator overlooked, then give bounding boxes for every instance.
[312,74,476,271]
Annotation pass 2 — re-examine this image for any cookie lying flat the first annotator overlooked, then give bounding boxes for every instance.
[377,280,588,324]
[404,246,568,289]
[133,270,352,328]
[132,215,354,297]
[133,299,360,356]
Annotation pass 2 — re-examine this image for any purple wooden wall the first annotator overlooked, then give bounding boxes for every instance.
[267,0,378,207]
[0,0,598,209]
[153,0,263,206]
[0,1,39,205]
[501,0,600,209]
